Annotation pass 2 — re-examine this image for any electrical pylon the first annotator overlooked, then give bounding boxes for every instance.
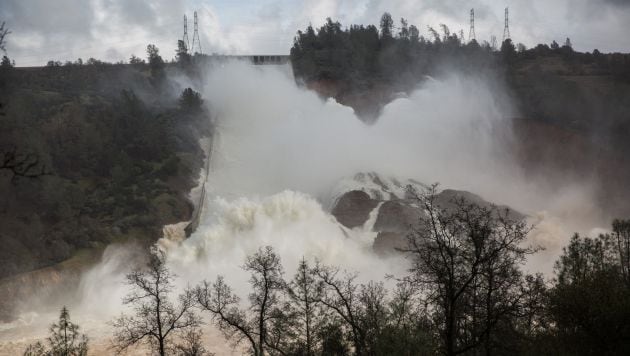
[469,8,476,42]
[191,11,202,54]
[503,7,511,42]
[183,15,190,51]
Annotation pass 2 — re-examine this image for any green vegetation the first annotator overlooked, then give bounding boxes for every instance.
[0,45,210,280]
[290,13,507,102]
[290,13,630,219]
[547,222,630,355]
[290,13,630,126]
[112,251,206,356]
[291,13,630,92]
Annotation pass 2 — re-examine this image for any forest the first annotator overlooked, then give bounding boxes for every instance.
[290,13,630,221]
[0,42,208,287]
[290,13,630,92]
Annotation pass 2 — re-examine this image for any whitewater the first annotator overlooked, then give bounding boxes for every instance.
[0,61,605,355]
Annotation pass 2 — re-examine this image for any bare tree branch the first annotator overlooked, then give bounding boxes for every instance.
[111,252,201,356]
[0,22,10,53]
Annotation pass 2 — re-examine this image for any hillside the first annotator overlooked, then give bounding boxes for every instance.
[290,19,630,219]
[0,61,210,318]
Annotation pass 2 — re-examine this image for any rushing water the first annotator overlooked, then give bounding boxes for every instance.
[0,61,606,355]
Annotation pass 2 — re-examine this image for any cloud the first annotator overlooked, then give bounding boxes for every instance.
[1,0,629,66]
[603,0,630,7]
[2,0,94,36]
[0,0,188,65]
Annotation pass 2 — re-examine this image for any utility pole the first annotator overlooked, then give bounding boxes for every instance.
[183,15,190,51]
[469,8,476,42]
[191,11,202,54]
[503,7,511,42]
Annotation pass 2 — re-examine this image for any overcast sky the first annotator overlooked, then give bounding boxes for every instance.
[2,0,629,66]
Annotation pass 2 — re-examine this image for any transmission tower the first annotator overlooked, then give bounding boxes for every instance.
[503,7,511,42]
[182,15,190,51]
[491,35,497,50]
[469,8,476,42]
[191,11,202,54]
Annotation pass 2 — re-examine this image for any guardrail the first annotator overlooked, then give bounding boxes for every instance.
[197,54,290,65]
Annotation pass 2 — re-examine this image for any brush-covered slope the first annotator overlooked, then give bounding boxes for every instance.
[0,63,209,281]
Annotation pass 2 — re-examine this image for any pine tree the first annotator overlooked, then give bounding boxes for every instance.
[23,306,88,356]
[48,307,88,356]
[287,257,324,355]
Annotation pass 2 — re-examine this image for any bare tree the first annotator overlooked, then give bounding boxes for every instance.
[402,184,535,356]
[0,22,10,115]
[612,219,630,284]
[23,342,46,356]
[383,283,435,355]
[196,246,290,356]
[196,277,256,352]
[174,328,213,356]
[0,21,10,53]
[312,263,366,355]
[312,263,404,356]
[357,281,389,353]
[513,274,549,342]
[111,252,201,356]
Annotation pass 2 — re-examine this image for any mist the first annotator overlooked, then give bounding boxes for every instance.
[0,60,608,353]
[140,59,604,299]
[199,62,602,220]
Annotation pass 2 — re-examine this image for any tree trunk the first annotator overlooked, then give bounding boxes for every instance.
[446,302,456,356]
[159,338,165,356]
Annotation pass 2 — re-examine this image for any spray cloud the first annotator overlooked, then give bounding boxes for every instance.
[0,61,604,353]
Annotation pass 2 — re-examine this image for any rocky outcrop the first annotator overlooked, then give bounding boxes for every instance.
[435,190,524,220]
[373,231,409,255]
[372,201,421,255]
[330,190,378,229]
[0,250,93,321]
[330,174,524,256]
[373,201,419,232]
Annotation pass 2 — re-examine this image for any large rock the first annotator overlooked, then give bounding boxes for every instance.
[330,173,524,256]
[373,231,408,256]
[374,200,421,233]
[331,190,378,229]
[435,189,525,221]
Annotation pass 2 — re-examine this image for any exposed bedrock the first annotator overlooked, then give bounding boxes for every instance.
[331,173,523,255]
[330,190,379,229]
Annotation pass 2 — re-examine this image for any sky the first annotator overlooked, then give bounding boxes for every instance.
[1,0,629,66]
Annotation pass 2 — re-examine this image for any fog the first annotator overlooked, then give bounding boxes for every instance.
[0,60,608,353]
[163,61,604,276]
[199,62,513,203]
